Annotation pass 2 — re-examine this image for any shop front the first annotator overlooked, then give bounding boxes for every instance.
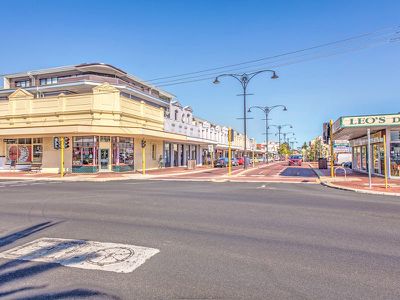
[2,138,43,170]
[72,136,134,173]
[163,142,201,167]
[332,113,400,178]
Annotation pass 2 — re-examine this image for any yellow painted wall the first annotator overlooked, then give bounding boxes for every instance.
[41,136,72,173]
[134,138,163,170]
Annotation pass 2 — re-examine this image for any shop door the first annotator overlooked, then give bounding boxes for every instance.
[100,149,109,171]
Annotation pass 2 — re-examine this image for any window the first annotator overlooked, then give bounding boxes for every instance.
[152,144,157,160]
[5,138,42,165]
[39,77,58,85]
[174,110,178,121]
[112,137,134,166]
[72,136,97,166]
[15,80,30,88]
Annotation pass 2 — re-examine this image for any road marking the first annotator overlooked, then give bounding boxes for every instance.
[0,237,159,273]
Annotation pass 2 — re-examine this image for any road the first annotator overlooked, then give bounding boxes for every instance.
[0,180,399,299]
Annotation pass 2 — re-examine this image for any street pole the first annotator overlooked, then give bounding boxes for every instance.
[228,128,232,176]
[60,136,64,178]
[213,69,279,170]
[330,119,334,178]
[367,129,372,188]
[248,105,287,165]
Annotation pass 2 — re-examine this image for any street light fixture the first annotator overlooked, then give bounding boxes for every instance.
[213,70,278,169]
[248,105,287,164]
[269,124,293,150]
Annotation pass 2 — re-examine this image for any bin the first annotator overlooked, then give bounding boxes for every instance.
[318,158,327,169]
[187,159,196,170]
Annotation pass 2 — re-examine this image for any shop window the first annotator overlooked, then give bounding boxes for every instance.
[72,136,97,166]
[112,137,134,166]
[5,138,41,165]
[100,136,110,142]
[391,131,400,142]
[390,142,400,177]
[152,144,157,160]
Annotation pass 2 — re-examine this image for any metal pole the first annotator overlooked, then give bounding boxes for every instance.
[228,128,232,175]
[142,146,146,175]
[383,134,388,189]
[243,85,247,169]
[330,119,334,178]
[60,137,64,178]
[367,129,372,189]
[265,110,269,164]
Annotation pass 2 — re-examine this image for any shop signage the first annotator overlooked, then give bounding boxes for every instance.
[341,114,400,128]
[333,141,351,153]
[3,139,16,143]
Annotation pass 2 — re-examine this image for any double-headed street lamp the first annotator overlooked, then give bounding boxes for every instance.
[213,70,278,169]
[270,124,293,147]
[282,131,295,143]
[248,105,287,164]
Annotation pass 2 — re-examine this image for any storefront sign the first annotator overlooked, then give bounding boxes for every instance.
[341,114,400,127]
[333,141,351,153]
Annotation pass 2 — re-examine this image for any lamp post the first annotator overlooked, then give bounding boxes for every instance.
[270,124,293,147]
[282,132,295,144]
[213,70,278,169]
[248,105,287,164]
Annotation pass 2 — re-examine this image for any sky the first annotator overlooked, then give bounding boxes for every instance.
[1,0,399,147]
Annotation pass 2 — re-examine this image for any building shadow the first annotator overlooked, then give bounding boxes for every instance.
[0,222,121,299]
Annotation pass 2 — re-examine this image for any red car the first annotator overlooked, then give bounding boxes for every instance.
[237,157,244,165]
[288,155,302,166]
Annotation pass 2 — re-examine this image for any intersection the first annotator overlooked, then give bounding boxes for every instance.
[0,179,399,299]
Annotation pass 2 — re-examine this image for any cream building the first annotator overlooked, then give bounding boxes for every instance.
[0,63,259,173]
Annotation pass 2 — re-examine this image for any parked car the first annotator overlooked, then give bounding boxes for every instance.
[215,157,239,167]
[237,157,244,165]
[342,161,352,168]
[288,155,302,166]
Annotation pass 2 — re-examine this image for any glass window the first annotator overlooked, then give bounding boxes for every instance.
[112,137,134,166]
[5,137,40,164]
[391,131,400,142]
[51,77,58,84]
[40,78,46,85]
[152,144,157,160]
[32,144,43,163]
[390,142,400,177]
[72,136,97,166]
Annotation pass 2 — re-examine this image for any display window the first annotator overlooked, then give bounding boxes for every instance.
[390,142,400,177]
[5,138,42,165]
[111,137,134,167]
[72,136,98,166]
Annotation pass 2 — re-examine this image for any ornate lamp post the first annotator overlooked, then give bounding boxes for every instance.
[248,105,287,164]
[213,70,278,169]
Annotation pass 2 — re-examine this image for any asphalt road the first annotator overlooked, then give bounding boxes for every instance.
[0,180,399,299]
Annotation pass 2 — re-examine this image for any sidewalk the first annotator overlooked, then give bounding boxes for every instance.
[309,163,400,196]
[0,165,217,182]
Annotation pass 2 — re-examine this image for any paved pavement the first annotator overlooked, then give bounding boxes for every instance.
[0,180,399,299]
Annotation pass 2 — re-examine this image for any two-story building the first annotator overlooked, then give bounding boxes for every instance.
[0,63,186,173]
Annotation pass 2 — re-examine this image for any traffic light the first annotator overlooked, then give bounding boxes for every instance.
[53,137,60,150]
[141,139,146,148]
[322,122,330,144]
[64,137,70,149]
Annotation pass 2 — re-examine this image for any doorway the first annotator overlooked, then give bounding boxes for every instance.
[100,149,110,171]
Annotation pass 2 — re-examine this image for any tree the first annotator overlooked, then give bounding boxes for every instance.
[278,142,291,156]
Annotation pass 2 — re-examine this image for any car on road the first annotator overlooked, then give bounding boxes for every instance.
[288,155,302,166]
[215,157,239,167]
[237,157,244,165]
[342,161,352,168]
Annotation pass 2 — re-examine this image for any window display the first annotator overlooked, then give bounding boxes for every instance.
[72,136,97,166]
[390,142,400,177]
[5,138,41,165]
[112,137,134,167]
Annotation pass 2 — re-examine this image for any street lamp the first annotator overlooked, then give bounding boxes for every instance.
[248,105,287,164]
[213,70,278,169]
[269,124,293,147]
[282,131,295,143]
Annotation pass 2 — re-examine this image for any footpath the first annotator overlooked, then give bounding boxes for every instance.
[309,162,400,197]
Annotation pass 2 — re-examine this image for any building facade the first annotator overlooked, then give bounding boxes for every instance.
[0,63,260,173]
[332,113,400,178]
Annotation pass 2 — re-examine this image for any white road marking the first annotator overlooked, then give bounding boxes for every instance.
[0,237,159,273]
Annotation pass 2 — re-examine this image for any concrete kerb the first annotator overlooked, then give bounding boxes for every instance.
[308,163,400,197]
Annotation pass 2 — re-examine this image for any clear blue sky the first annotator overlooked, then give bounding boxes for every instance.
[1,0,399,146]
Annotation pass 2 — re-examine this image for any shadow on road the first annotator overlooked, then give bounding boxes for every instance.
[280,167,316,177]
[0,222,120,299]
